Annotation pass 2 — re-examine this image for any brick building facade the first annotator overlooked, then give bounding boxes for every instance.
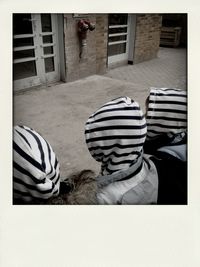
[63,14,162,82]
[64,14,104,82]
[133,14,162,63]
[13,13,162,91]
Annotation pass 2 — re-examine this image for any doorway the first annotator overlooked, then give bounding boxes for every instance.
[13,14,62,90]
[107,14,131,66]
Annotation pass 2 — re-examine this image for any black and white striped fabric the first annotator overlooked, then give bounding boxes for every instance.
[146,87,187,139]
[85,96,147,176]
[13,125,60,203]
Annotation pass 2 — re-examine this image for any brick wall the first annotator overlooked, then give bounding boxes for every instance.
[133,14,162,64]
[95,15,108,74]
[63,14,162,82]
[63,14,107,82]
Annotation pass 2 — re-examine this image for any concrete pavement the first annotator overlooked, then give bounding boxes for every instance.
[14,47,187,179]
[105,47,186,90]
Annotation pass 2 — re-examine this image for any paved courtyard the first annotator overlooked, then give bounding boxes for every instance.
[14,47,187,179]
[105,47,186,90]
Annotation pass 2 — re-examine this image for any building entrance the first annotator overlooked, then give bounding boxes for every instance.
[107,14,131,65]
[13,14,60,90]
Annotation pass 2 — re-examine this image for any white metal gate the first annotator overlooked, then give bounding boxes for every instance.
[108,14,131,65]
[13,14,60,90]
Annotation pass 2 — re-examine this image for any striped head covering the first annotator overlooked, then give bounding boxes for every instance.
[13,125,60,203]
[85,96,147,176]
[146,88,187,140]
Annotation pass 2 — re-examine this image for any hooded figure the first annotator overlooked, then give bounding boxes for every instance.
[85,96,159,204]
[145,87,187,161]
[13,125,61,203]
